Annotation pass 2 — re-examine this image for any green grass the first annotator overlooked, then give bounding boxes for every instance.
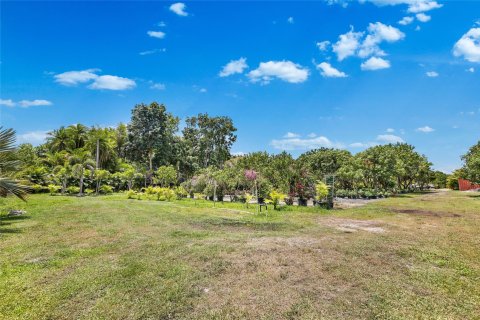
[1,191,479,319]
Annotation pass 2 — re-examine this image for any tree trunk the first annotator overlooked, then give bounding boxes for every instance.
[79,175,84,196]
[62,178,67,195]
[96,139,100,169]
[96,180,100,195]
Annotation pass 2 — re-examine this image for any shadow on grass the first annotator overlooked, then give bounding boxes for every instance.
[467,195,480,198]
[0,215,30,234]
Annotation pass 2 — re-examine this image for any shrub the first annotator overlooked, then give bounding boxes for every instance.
[66,186,80,194]
[156,188,175,201]
[31,184,48,194]
[315,182,329,201]
[268,190,287,210]
[127,190,137,199]
[194,193,205,200]
[174,186,188,199]
[47,184,60,195]
[99,185,113,194]
[145,186,156,195]
[85,188,95,195]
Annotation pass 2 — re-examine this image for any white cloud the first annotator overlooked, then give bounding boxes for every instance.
[333,28,363,61]
[361,57,391,70]
[332,23,404,61]
[147,31,166,39]
[416,13,431,22]
[271,135,340,151]
[426,71,439,77]
[415,25,421,31]
[349,142,378,148]
[54,69,99,86]
[316,62,348,77]
[316,41,331,51]
[199,88,207,93]
[219,58,248,77]
[150,83,166,90]
[407,0,442,13]
[416,126,435,133]
[54,69,135,91]
[358,22,405,58]
[158,21,167,27]
[88,75,136,90]
[287,17,294,24]
[17,131,49,145]
[360,0,442,13]
[453,28,480,63]
[139,48,166,55]
[398,16,414,25]
[248,60,309,84]
[467,67,475,73]
[307,133,317,138]
[231,151,246,156]
[386,128,395,133]
[376,134,404,143]
[0,99,16,107]
[284,132,300,138]
[18,99,52,107]
[169,2,188,16]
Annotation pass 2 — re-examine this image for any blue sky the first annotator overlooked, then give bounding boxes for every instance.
[1,0,479,172]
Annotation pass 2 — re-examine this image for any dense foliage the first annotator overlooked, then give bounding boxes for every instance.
[13,101,468,203]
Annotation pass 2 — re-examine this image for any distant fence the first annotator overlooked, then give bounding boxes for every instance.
[458,179,480,191]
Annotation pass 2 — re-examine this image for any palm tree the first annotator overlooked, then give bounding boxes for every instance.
[0,127,29,200]
[47,126,71,152]
[86,127,115,169]
[67,124,88,149]
[69,149,95,196]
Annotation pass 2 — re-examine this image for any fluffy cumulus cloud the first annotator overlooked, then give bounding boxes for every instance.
[219,58,248,77]
[361,57,391,70]
[426,71,439,77]
[17,131,49,145]
[54,69,99,86]
[248,60,309,84]
[88,75,136,90]
[333,28,363,61]
[316,62,348,77]
[453,28,480,63]
[376,134,404,143]
[416,13,431,22]
[332,23,404,61]
[316,41,330,51]
[169,2,188,16]
[398,16,414,25]
[147,31,166,39]
[287,17,294,24]
[416,126,435,132]
[0,99,52,108]
[54,69,136,90]
[467,67,475,73]
[271,134,340,151]
[358,22,405,58]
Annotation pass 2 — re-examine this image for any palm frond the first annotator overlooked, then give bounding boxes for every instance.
[0,177,29,201]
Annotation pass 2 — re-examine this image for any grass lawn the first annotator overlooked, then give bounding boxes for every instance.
[1,191,479,319]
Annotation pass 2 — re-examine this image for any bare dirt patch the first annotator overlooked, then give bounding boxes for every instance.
[390,208,461,218]
[321,218,386,233]
[334,198,382,209]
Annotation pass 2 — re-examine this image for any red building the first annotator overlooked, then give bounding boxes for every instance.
[458,179,480,191]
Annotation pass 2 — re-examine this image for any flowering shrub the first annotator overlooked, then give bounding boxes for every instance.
[244,169,257,181]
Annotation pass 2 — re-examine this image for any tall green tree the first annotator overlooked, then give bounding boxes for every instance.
[69,149,95,195]
[67,124,89,149]
[47,127,71,152]
[462,141,480,183]
[182,113,237,169]
[126,102,179,177]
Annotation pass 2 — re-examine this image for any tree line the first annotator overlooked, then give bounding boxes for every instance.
[6,101,479,201]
